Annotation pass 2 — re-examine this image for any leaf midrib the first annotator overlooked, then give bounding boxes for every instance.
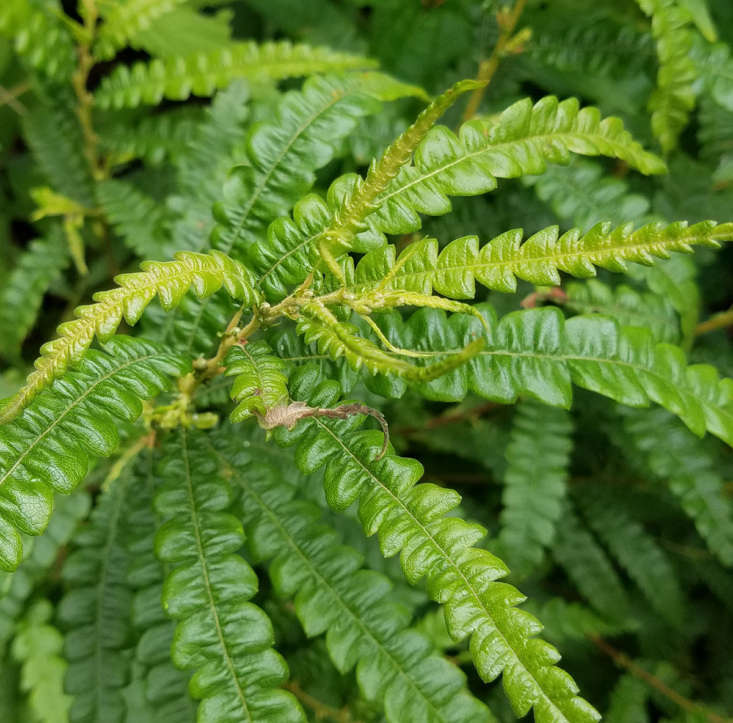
[255,125,658,287]
[313,418,575,723]
[219,450,455,722]
[180,430,253,721]
[351,229,717,294]
[0,350,162,489]
[185,83,352,350]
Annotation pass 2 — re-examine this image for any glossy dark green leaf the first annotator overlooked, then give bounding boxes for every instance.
[0,337,187,570]
[154,430,304,722]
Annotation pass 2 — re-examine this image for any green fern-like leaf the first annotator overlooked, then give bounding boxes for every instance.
[577,486,686,628]
[130,5,234,59]
[213,72,415,261]
[168,80,251,253]
[94,0,189,60]
[271,363,600,723]
[528,160,652,230]
[620,407,733,566]
[521,7,654,112]
[1,251,256,421]
[154,429,305,722]
[528,599,625,646]
[96,178,173,259]
[496,400,573,578]
[627,255,701,345]
[22,94,95,208]
[125,453,196,722]
[251,78,482,298]
[637,0,698,152]
[316,79,480,255]
[0,492,89,651]
[367,95,666,233]
[296,303,485,382]
[97,106,203,167]
[179,72,419,358]
[349,220,732,298]
[266,322,361,396]
[360,305,733,448]
[0,336,187,569]
[212,429,494,722]
[606,674,650,723]
[552,509,631,622]
[692,32,733,111]
[11,600,71,723]
[226,342,289,422]
[177,73,414,353]
[0,0,75,81]
[563,279,680,343]
[697,95,733,186]
[253,94,666,298]
[58,473,135,723]
[94,42,377,109]
[0,231,69,362]
[146,292,242,360]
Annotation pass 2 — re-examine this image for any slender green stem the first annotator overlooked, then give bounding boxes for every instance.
[0,81,30,115]
[72,0,103,180]
[695,308,733,336]
[462,0,528,122]
[285,681,358,723]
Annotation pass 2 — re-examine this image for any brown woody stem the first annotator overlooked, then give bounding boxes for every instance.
[591,636,730,723]
[695,308,733,336]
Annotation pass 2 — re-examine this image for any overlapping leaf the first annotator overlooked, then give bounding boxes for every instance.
[0,0,75,81]
[1,251,255,421]
[11,600,71,723]
[226,342,289,422]
[637,0,697,152]
[94,42,377,109]
[254,94,666,299]
[212,429,494,723]
[125,453,195,723]
[358,305,733,448]
[620,407,733,566]
[349,220,732,298]
[154,430,304,722]
[576,486,686,627]
[58,474,135,723]
[0,493,89,650]
[98,106,202,167]
[213,72,421,261]
[496,400,573,577]
[0,336,187,569]
[270,363,600,723]
[94,0,189,60]
[96,179,173,260]
[552,510,631,622]
[0,231,69,363]
[252,78,478,299]
[563,279,680,343]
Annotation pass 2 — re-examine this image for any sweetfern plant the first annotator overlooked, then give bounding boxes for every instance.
[1,0,733,721]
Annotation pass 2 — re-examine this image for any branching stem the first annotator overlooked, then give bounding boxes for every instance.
[0,81,30,115]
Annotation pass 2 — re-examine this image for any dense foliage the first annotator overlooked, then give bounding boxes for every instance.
[1,0,732,721]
